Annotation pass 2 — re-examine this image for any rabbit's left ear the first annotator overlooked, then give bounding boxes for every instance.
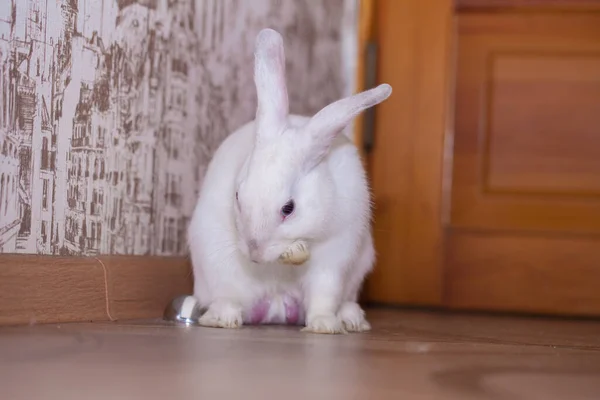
[302,84,392,170]
[254,29,289,141]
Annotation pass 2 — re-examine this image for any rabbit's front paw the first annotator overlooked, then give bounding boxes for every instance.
[198,301,243,329]
[279,240,310,265]
[302,314,347,334]
[338,301,371,333]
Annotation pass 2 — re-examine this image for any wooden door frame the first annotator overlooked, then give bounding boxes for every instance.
[361,0,455,307]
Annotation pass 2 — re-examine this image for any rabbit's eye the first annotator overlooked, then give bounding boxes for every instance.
[281,200,295,218]
[235,191,239,201]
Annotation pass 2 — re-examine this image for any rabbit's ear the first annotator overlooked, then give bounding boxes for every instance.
[254,29,289,139]
[302,84,392,169]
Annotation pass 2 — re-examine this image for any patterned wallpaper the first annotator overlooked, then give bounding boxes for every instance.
[0,0,357,256]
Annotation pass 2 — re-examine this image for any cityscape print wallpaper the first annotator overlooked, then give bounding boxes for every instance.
[0,0,357,256]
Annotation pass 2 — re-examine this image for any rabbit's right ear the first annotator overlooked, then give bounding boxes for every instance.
[254,29,289,141]
[301,84,392,170]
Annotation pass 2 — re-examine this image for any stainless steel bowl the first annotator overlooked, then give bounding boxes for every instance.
[163,295,202,325]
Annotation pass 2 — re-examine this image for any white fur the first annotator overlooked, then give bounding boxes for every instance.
[188,29,392,334]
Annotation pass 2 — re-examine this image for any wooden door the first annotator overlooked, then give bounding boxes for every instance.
[365,0,600,316]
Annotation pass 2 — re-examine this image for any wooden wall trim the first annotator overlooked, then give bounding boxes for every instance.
[0,255,193,326]
[365,0,454,306]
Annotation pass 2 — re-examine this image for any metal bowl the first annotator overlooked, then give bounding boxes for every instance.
[163,295,203,325]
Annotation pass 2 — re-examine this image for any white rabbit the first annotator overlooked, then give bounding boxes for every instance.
[187,28,392,334]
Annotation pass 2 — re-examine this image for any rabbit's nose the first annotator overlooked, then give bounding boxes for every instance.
[248,239,260,263]
[248,239,258,251]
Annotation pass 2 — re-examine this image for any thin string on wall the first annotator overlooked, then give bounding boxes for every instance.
[94,257,116,322]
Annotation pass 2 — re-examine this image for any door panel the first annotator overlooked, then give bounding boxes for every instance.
[486,54,600,194]
[368,0,600,317]
[457,0,600,9]
[451,13,600,234]
[446,232,600,316]
[447,12,600,315]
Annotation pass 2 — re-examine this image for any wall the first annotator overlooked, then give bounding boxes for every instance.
[0,0,357,256]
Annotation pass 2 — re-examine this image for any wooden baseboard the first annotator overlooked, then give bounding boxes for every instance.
[0,255,193,326]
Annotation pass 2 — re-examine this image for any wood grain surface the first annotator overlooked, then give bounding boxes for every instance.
[456,0,600,11]
[0,255,193,326]
[445,10,600,317]
[445,232,600,316]
[365,0,454,306]
[2,309,600,400]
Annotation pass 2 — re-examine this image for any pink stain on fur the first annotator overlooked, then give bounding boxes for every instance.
[244,296,304,325]
[284,296,301,325]
[248,298,270,324]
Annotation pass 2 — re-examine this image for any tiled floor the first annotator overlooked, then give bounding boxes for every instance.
[2,309,600,400]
